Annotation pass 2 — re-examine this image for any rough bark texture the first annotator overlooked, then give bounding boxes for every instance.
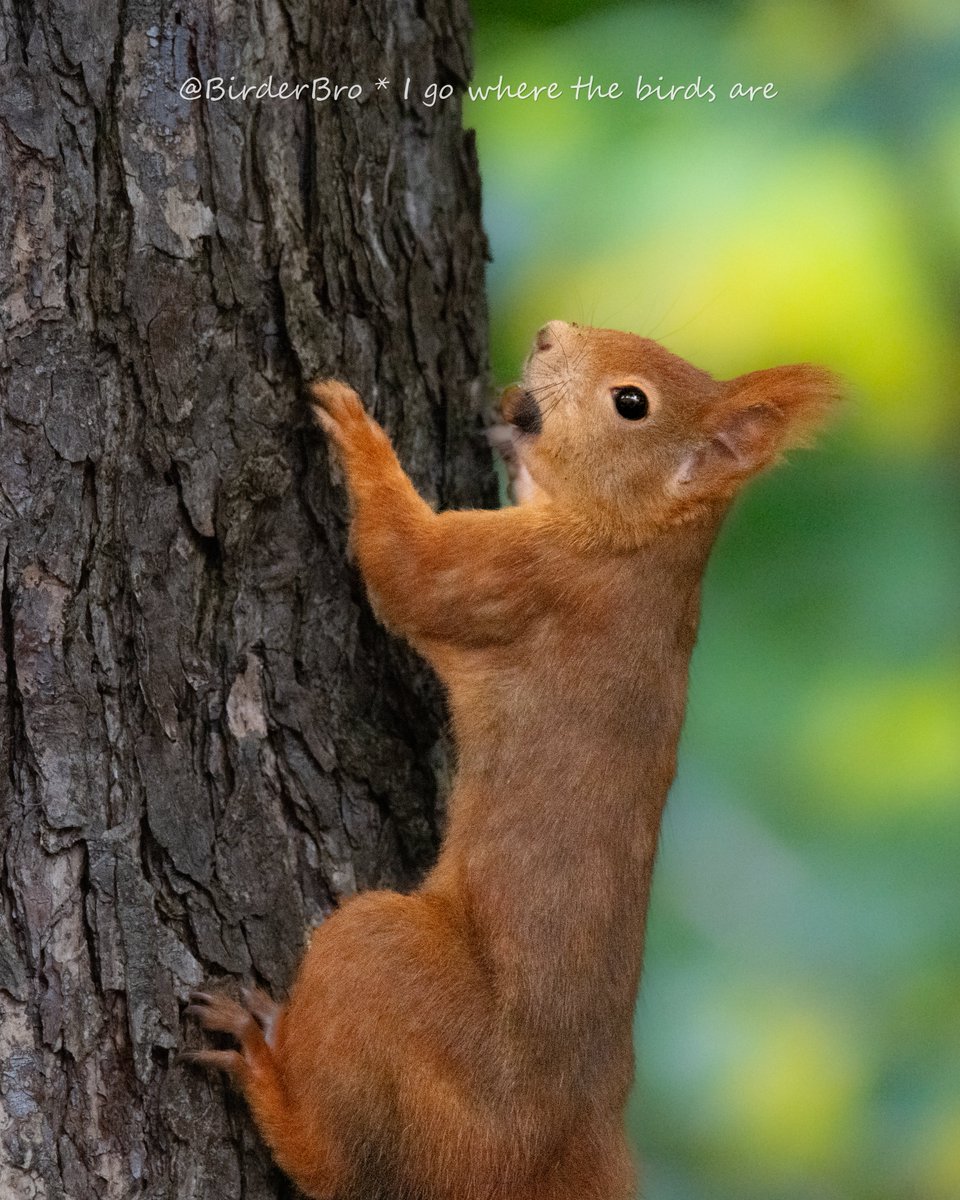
[0,1,495,1195]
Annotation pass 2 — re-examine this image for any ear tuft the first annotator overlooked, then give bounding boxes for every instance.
[673,363,841,499]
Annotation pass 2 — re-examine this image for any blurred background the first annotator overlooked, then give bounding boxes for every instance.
[466,2,960,1197]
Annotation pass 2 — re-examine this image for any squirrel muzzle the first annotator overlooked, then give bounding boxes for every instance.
[501,385,542,436]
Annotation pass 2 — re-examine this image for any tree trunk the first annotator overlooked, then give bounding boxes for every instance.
[0,2,494,1196]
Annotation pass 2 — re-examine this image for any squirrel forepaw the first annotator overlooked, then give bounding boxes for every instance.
[309,378,363,434]
[309,379,371,442]
[308,379,390,465]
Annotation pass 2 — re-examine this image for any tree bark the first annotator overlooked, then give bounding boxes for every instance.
[0,1,494,1196]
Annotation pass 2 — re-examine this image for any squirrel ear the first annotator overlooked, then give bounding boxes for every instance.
[673,364,840,498]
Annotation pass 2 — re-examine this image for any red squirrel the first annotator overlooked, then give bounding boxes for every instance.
[185,321,839,1200]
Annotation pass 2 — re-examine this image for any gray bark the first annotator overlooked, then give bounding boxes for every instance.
[0,1,494,1196]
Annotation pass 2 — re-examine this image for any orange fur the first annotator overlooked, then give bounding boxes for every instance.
[185,322,840,1199]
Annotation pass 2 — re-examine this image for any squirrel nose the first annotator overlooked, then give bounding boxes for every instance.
[535,320,568,353]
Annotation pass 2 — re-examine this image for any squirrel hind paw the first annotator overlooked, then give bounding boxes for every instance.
[185,986,278,1044]
[241,986,281,1046]
[178,1047,245,1076]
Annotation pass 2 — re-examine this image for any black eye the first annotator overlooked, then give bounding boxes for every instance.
[612,385,649,421]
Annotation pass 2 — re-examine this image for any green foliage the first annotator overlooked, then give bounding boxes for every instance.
[469,1,960,1196]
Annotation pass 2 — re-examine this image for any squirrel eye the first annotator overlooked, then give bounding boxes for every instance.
[612,385,649,421]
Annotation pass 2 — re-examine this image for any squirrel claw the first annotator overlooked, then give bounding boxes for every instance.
[308,379,366,442]
[185,985,280,1049]
[178,1047,244,1075]
[308,378,392,471]
[185,988,253,1039]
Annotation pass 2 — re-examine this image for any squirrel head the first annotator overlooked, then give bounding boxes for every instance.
[501,321,840,544]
